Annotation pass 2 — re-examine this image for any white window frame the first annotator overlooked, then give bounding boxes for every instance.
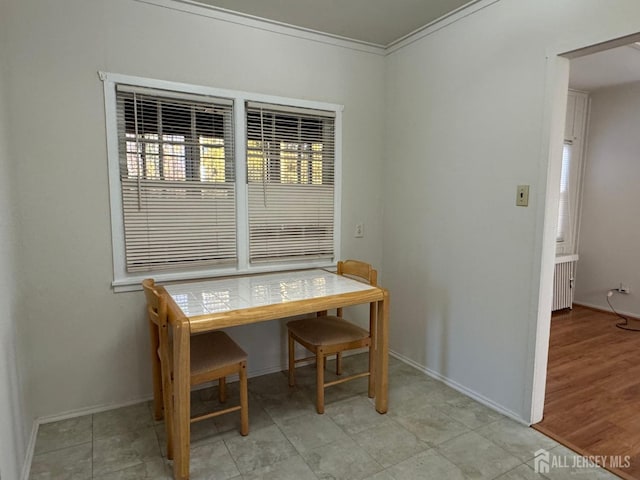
[556,89,588,255]
[100,72,343,292]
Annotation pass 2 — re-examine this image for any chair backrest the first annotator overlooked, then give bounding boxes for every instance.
[143,279,172,372]
[335,260,377,321]
[337,259,377,287]
[142,278,168,329]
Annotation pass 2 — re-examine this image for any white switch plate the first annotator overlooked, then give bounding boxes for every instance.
[516,185,529,207]
[355,223,364,238]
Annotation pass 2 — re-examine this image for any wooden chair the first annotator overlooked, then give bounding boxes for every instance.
[287,260,377,413]
[143,279,249,459]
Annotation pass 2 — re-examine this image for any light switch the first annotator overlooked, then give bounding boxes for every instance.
[516,185,529,207]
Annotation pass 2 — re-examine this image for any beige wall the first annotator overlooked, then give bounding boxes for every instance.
[5,0,385,419]
[574,81,640,316]
[0,0,30,476]
[383,0,640,421]
[6,0,640,440]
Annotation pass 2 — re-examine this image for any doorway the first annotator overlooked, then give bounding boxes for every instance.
[532,33,640,479]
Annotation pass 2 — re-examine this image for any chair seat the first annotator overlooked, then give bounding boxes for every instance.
[287,316,369,346]
[191,331,247,377]
[165,331,247,378]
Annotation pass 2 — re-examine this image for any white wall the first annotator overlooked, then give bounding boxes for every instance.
[5,0,384,419]
[0,0,31,476]
[383,0,640,421]
[8,0,640,429]
[574,81,640,316]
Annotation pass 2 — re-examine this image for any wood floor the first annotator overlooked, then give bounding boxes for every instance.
[533,305,640,479]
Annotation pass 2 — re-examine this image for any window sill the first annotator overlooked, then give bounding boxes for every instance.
[112,260,336,293]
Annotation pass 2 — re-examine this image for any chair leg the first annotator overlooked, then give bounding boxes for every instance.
[288,332,296,387]
[369,302,376,398]
[150,323,164,421]
[316,349,325,414]
[239,362,249,436]
[163,370,174,460]
[368,344,375,398]
[336,352,342,375]
[219,377,227,403]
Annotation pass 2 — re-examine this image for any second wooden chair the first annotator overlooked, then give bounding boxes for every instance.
[286,260,377,413]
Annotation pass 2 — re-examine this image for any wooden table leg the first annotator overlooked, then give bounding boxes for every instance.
[375,289,389,413]
[173,318,191,480]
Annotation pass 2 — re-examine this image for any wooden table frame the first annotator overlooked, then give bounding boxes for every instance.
[161,272,389,480]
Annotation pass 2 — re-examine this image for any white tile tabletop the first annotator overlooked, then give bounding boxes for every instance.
[164,269,376,317]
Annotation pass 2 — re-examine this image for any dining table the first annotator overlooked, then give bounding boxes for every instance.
[160,268,390,480]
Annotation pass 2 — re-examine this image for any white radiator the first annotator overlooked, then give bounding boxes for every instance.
[552,257,577,311]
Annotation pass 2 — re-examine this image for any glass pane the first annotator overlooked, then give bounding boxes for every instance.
[200,136,226,182]
[557,143,571,242]
[162,134,186,181]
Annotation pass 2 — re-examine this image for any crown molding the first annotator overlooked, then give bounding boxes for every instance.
[385,0,500,55]
[134,0,387,56]
[135,0,500,57]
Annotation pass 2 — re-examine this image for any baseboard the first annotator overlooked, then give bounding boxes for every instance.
[26,348,523,480]
[33,352,356,425]
[389,350,529,425]
[20,420,38,480]
[572,301,640,321]
[23,362,290,477]
[36,395,157,425]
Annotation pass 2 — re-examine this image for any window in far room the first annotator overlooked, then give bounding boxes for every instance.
[556,141,573,244]
[556,89,588,255]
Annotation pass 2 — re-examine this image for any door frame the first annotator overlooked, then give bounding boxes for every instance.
[530,32,640,424]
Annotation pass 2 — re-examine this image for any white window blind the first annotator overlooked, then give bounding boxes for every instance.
[115,85,236,272]
[246,102,335,264]
[557,141,572,243]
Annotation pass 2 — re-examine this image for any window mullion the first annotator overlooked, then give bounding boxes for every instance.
[296,118,302,183]
[188,106,199,181]
[158,102,165,179]
[235,98,249,270]
[272,118,280,183]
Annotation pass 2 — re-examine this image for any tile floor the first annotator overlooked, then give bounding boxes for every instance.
[29,354,620,479]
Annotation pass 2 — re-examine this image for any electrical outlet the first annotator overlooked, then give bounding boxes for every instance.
[354,223,364,238]
[619,283,630,294]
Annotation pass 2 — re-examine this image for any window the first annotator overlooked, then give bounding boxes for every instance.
[246,103,335,263]
[556,90,588,255]
[556,142,572,244]
[116,86,236,273]
[101,73,342,290]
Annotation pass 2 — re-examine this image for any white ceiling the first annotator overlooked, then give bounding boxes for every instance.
[195,0,474,46]
[569,44,640,92]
